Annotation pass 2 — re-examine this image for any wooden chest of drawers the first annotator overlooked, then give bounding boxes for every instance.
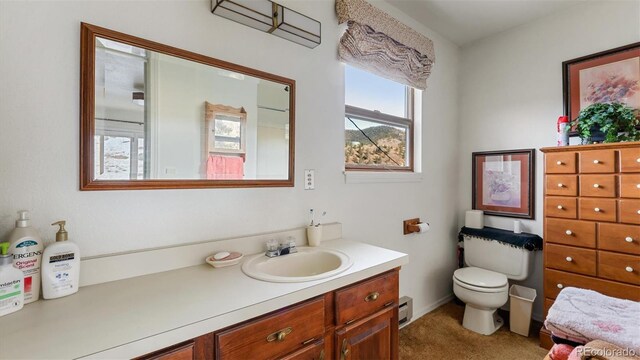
[540,142,640,346]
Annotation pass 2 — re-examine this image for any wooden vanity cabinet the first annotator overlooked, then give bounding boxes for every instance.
[138,269,400,360]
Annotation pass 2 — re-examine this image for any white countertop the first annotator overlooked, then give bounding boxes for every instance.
[0,239,408,359]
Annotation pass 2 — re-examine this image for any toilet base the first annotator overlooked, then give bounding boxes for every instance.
[462,305,504,335]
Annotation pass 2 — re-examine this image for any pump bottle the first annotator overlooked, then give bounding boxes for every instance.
[0,242,24,317]
[7,210,43,303]
[41,221,80,299]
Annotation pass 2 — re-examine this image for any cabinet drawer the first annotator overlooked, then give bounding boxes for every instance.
[619,199,640,225]
[598,223,640,255]
[335,271,398,325]
[279,339,324,360]
[546,175,577,196]
[545,243,596,276]
[579,150,616,173]
[545,153,577,174]
[215,297,325,360]
[579,175,617,198]
[544,269,640,301]
[598,251,640,285]
[545,218,596,248]
[579,198,617,223]
[137,342,195,360]
[620,148,640,173]
[544,298,554,319]
[545,197,577,219]
[620,174,640,198]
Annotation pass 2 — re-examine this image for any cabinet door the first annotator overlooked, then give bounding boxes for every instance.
[335,307,397,360]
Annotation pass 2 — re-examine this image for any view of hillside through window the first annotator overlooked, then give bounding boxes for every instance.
[344,65,411,168]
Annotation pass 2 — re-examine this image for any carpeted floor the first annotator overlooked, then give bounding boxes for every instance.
[399,301,549,359]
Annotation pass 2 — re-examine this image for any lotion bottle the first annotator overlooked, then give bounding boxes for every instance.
[7,210,43,304]
[0,242,24,317]
[42,221,80,299]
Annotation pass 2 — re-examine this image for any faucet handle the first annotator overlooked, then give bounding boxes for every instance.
[265,239,279,257]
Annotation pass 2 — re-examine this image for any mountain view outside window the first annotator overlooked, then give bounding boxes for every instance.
[344,65,412,169]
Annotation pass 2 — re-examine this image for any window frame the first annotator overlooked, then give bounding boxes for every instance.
[345,87,415,172]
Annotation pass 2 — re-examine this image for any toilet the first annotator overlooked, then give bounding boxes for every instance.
[453,235,533,335]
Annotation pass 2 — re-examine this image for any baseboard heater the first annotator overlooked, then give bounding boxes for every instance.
[398,296,413,328]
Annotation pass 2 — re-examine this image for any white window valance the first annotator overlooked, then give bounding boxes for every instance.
[336,0,435,90]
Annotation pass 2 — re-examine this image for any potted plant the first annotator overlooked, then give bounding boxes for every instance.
[569,102,639,144]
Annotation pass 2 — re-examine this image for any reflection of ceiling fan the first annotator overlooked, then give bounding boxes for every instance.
[132,91,144,106]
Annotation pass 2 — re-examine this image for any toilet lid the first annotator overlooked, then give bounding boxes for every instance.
[453,267,507,288]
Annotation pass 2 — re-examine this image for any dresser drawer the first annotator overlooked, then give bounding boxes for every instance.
[546,175,577,196]
[579,150,616,173]
[215,297,325,360]
[544,269,640,301]
[545,218,596,248]
[579,198,617,222]
[579,175,617,198]
[545,244,596,276]
[620,174,640,198]
[598,223,640,255]
[545,197,577,219]
[335,270,398,325]
[544,298,554,319]
[598,251,640,285]
[619,199,640,225]
[620,148,640,173]
[545,153,577,174]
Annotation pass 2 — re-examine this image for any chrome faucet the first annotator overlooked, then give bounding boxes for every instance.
[265,238,298,258]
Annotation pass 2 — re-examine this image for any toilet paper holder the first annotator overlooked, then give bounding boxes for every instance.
[403,218,429,235]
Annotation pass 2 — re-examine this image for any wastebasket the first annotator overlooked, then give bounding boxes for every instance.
[509,284,537,336]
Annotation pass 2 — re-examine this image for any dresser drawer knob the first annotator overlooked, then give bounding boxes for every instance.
[637,158,640,163]
[637,210,640,215]
[557,284,564,289]
[593,160,600,164]
[636,184,640,189]
[626,266,634,273]
[594,208,601,212]
[593,184,600,188]
[557,205,564,210]
[558,183,564,188]
[565,230,573,235]
[626,237,634,243]
[565,257,573,262]
[556,161,563,165]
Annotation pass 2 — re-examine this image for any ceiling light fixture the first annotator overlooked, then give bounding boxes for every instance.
[211,0,321,49]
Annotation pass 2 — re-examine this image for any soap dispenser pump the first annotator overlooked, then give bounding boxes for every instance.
[41,221,80,299]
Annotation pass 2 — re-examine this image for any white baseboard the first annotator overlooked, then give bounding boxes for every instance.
[404,293,455,326]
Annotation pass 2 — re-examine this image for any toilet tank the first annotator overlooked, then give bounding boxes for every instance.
[463,236,533,280]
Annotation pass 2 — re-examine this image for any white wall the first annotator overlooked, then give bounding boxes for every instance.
[458,0,640,320]
[0,0,460,318]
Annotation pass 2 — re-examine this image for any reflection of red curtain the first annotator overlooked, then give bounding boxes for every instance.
[206,155,244,180]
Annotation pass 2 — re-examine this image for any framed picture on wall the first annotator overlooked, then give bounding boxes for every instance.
[472,149,535,219]
[563,42,640,134]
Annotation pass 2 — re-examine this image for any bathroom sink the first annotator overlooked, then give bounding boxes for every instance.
[241,247,353,283]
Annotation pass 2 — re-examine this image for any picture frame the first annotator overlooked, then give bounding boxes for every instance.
[472,149,535,219]
[562,42,640,134]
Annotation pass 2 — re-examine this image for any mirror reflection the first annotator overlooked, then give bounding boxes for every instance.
[93,37,291,181]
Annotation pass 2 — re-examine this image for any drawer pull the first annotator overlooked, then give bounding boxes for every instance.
[556,161,563,165]
[341,339,349,360]
[626,237,634,243]
[593,184,600,188]
[565,230,573,235]
[594,208,601,212]
[266,327,292,343]
[318,349,325,360]
[557,284,564,289]
[565,257,573,262]
[365,292,380,302]
[558,183,564,188]
[626,266,634,273]
[557,205,564,210]
[637,210,640,215]
[637,158,640,163]
[593,160,600,164]
[636,184,640,189]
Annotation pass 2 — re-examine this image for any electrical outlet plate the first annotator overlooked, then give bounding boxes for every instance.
[304,169,315,190]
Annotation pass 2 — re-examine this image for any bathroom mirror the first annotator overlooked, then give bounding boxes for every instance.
[80,23,295,190]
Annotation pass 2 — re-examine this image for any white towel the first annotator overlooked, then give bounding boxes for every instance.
[544,287,640,352]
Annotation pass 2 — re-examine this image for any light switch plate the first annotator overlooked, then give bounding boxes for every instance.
[304,169,315,190]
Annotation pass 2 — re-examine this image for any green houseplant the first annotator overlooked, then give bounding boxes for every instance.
[570,102,640,144]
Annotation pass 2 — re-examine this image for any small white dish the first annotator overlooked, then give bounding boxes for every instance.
[206,251,243,268]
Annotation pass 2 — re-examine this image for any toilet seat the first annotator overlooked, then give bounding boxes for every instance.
[453,267,508,293]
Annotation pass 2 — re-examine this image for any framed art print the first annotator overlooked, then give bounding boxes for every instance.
[472,149,535,219]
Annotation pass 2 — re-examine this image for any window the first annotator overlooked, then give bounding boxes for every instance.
[213,115,243,151]
[344,65,414,171]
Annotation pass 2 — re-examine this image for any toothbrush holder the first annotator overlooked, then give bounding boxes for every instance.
[307,225,323,247]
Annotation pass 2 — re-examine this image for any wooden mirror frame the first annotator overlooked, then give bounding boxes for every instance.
[80,23,295,190]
